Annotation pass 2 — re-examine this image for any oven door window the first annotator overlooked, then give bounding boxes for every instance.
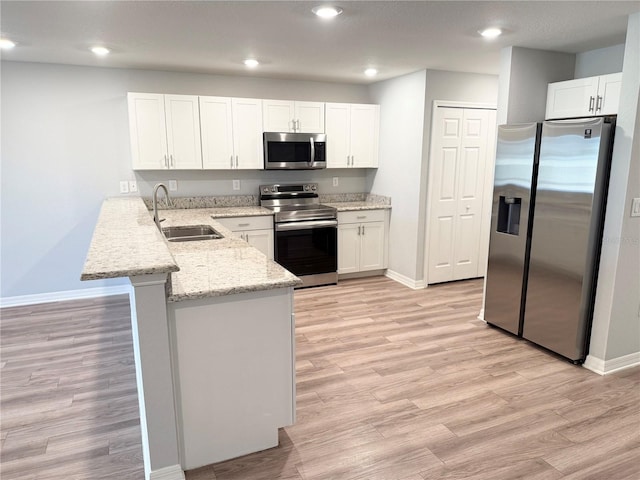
[275,226,337,276]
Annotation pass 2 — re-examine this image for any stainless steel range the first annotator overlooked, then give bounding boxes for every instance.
[260,183,337,288]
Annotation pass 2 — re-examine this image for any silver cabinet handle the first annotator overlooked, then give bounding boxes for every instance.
[169,154,174,168]
[163,154,168,168]
[362,225,365,235]
[588,96,595,112]
[346,155,350,166]
[296,119,301,131]
[351,155,355,166]
[235,155,239,168]
[230,155,234,168]
[596,95,603,112]
[357,225,361,236]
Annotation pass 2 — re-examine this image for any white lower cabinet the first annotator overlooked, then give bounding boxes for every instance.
[337,210,388,274]
[215,216,274,259]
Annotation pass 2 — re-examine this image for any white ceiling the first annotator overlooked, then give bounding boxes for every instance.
[1,1,638,84]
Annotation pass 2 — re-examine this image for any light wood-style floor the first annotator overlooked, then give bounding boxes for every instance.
[1,277,638,479]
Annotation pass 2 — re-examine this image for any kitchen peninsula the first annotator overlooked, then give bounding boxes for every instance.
[81,197,301,479]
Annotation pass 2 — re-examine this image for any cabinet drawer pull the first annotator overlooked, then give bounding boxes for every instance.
[596,95,603,112]
[357,216,366,219]
[237,223,250,227]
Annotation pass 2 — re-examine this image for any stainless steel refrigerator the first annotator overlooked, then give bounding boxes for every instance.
[484,117,614,363]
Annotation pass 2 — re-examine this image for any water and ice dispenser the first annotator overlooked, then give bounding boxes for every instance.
[497,196,521,235]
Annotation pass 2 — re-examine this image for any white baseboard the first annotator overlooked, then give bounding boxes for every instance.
[583,351,640,375]
[149,465,185,480]
[0,284,132,308]
[477,308,485,322]
[385,270,426,290]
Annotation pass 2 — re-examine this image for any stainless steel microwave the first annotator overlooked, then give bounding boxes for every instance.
[263,132,326,170]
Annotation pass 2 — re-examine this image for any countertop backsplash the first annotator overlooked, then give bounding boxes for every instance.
[143,193,391,210]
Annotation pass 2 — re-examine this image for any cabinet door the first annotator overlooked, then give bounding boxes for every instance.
[596,73,622,116]
[245,229,274,260]
[325,103,351,168]
[200,96,235,169]
[128,92,169,170]
[350,104,379,168]
[545,77,599,120]
[232,98,264,169]
[337,223,360,274]
[263,100,295,132]
[295,101,325,133]
[359,222,385,271]
[164,95,202,169]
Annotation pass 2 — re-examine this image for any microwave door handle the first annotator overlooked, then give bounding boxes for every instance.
[309,137,315,168]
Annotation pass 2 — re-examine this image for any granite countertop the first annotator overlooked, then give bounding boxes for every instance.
[159,208,301,302]
[324,202,392,211]
[81,199,300,302]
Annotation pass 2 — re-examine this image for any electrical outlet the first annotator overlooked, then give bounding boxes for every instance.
[232,179,240,191]
[333,177,339,187]
[128,180,138,193]
[168,180,178,191]
[631,197,640,217]
[119,181,129,194]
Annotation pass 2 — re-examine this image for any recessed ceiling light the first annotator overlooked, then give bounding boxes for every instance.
[364,68,378,77]
[479,27,502,39]
[91,46,110,56]
[244,59,259,68]
[0,38,16,50]
[312,6,343,19]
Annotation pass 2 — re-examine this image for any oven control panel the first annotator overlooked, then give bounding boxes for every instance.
[260,183,318,195]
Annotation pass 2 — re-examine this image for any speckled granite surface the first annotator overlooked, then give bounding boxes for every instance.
[142,195,259,210]
[81,198,300,301]
[324,201,392,211]
[208,206,273,218]
[319,193,391,205]
[81,198,179,280]
[159,209,300,302]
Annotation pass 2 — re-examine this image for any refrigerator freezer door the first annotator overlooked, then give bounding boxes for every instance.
[484,123,540,335]
[523,118,611,361]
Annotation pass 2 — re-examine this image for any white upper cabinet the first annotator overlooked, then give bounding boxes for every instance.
[325,103,379,168]
[200,96,263,170]
[263,100,325,133]
[128,93,202,170]
[545,73,622,120]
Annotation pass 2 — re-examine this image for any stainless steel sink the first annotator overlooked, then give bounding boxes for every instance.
[162,225,224,242]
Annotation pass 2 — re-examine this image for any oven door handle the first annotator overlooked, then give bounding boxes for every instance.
[276,219,337,231]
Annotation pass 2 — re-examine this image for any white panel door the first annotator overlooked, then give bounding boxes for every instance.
[428,108,463,283]
[453,109,490,279]
[263,100,295,132]
[200,96,235,169]
[545,77,599,120]
[325,103,351,168]
[245,229,274,260]
[295,101,325,133]
[597,73,622,116]
[427,106,495,284]
[350,104,379,168]
[232,98,264,169]
[337,223,360,274]
[164,94,202,169]
[359,222,385,271]
[128,92,168,170]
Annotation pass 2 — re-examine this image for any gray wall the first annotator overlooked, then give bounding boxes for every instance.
[0,61,371,298]
[367,69,498,283]
[367,70,428,281]
[575,44,625,78]
[500,46,576,124]
[590,12,640,362]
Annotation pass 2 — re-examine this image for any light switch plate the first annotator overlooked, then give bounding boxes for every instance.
[168,180,178,191]
[119,181,129,194]
[631,197,640,217]
[128,180,138,193]
[232,179,240,191]
[333,177,339,187]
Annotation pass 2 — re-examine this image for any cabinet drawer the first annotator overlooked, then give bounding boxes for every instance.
[338,209,386,224]
[216,215,273,231]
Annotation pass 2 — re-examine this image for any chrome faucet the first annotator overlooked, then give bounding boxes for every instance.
[152,183,171,231]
